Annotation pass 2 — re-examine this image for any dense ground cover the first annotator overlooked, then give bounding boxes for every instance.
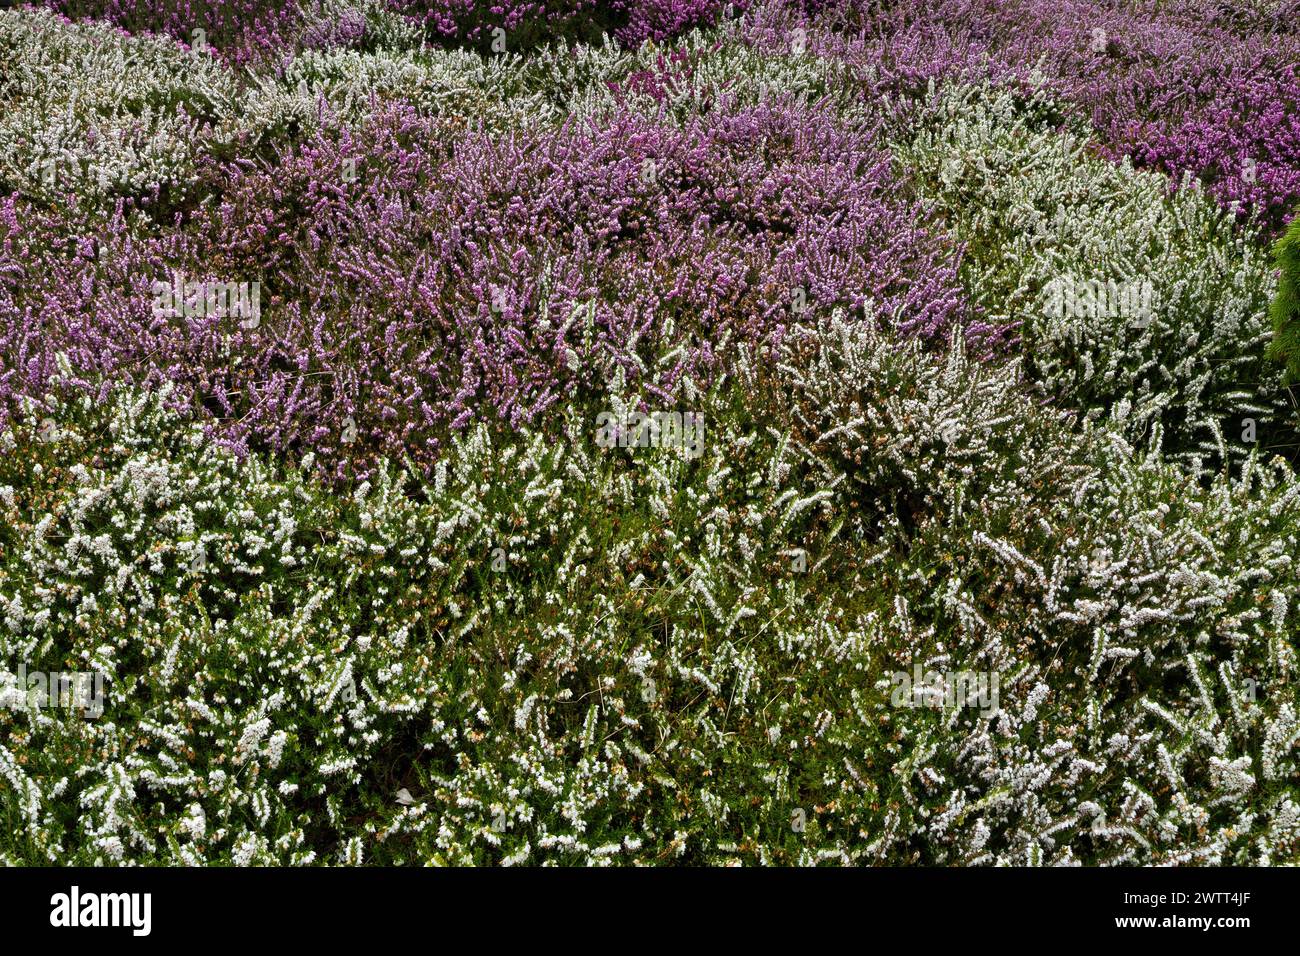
[1,0,1298,865]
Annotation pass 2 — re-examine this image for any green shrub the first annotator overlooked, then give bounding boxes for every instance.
[3,321,1297,865]
[894,81,1287,469]
[1267,213,1300,385]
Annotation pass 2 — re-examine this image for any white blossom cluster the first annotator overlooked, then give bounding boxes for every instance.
[0,6,242,204]
[2,320,1295,865]
[245,19,845,134]
[894,80,1286,468]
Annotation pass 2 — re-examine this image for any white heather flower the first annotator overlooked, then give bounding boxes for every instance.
[182,803,206,840]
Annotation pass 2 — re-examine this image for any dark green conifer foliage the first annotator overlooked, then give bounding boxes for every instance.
[1268,214,1300,383]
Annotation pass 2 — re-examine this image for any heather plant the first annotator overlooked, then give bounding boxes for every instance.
[254,33,631,131]
[260,15,858,133]
[2,95,973,477]
[818,0,1300,226]
[4,356,866,863]
[251,45,530,130]
[2,0,1298,870]
[739,0,1011,100]
[7,12,963,472]
[592,17,865,123]
[385,0,614,51]
[162,99,970,475]
[611,0,740,46]
[384,0,737,52]
[895,80,1287,467]
[0,381,352,863]
[3,319,1296,865]
[1053,0,1300,228]
[761,316,1300,864]
[0,193,206,429]
[42,0,308,65]
[296,0,420,52]
[0,6,242,207]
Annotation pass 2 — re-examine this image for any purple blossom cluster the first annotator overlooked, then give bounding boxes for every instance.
[389,0,746,48]
[980,0,1300,227]
[775,0,1300,226]
[611,0,741,45]
[4,0,1296,478]
[0,100,973,475]
[43,0,309,64]
[386,0,605,46]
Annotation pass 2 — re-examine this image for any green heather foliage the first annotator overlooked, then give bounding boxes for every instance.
[1267,213,1300,385]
